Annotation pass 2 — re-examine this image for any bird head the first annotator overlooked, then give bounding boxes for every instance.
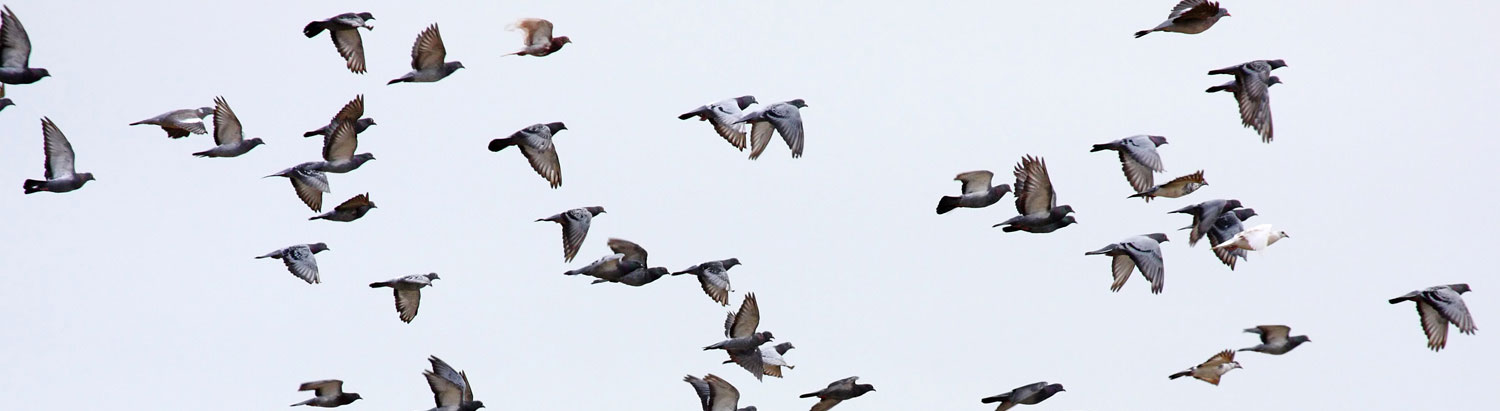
[854,384,876,394]
[787,99,808,108]
[1145,233,1170,243]
[546,122,568,134]
[1292,335,1311,344]
[1219,9,1231,18]
[1267,76,1284,87]
[309,243,331,253]
[426,273,442,281]
[1056,204,1076,215]
[1049,383,1066,392]
[357,12,375,24]
[586,206,606,215]
[1268,59,1288,69]
[354,153,376,162]
[1060,215,1079,226]
[79,172,97,182]
[34,68,50,78]
[775,342,796,353]
[1149,135,1169,146]
[1223,199,1243,210]
[247,138,266,146]
[735,95,759,109]
[446,62,466,71]
[994,184,1013,195]
[757,331,775,342]
[349,393,364,400]
[359,118,378,128]
[553,36,572,46]
[468,401,486,409]
[1231,361,1244,370]
[723,258,742,269]
[1450,283,1473,294]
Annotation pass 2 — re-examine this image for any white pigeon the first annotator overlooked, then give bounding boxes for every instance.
[1212,224,1288,252]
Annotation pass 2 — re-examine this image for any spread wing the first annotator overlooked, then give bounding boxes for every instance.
[518,135,562,188]
[810,398,843,411]
[1012,155,1056,215]
[1428,288,1477,334]
[334,193,371,213]
[955,170,994,194]
[558,212,591,262]
[411,24,447,70]
[211,96,243,145]
[40,117,76,180]
[513,18,555,48]
[395,289,421,323]
[697,267,732,306]
[728,349,765,381]
[767,104,805,158]
[322,120,358,162]
[289,171,328,211]
[1254,325,1291,344]
[726,293,760,338]
[425,357,470,406]
[707,101,747,149]
[333,95,365,123]
[1175,0,1221,21]
[746,120,775,160]
[1108,255,1134,292]
[1202,349,1235,367]
[283,246,320,284]
[1125,241,1165,294]
[607,238,649,265]
[1234,72,1275,142]
[705,374,741,410]
[298,379,344,396]
[684,375,713,411]
[1119,152,1155,193]
[331,28,366,73]
[1168,0,1207,18]
[0,6,32,68]
[1416,301,1451,350]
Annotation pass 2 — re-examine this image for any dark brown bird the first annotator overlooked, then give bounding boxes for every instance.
[309,193,376,222]
[504,18,570,57]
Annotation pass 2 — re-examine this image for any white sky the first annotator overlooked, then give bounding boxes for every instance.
[2,1,1494,410]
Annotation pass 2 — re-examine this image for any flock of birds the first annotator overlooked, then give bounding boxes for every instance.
[2,1,1482,410]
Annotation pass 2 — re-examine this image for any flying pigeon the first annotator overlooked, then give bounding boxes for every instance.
[1134,0,1229,38]
[706,293,775,381]
[1212,223,1288,252]
[673,258,743,306]
[305,101,375,173]
[388,24,464,85]
[613,265,672,287]
[266,165,330,211]
[1169,350,1242,385]
[994,156,1076,233]
[23,118,96,194]
[130,106,213,139]
[981,382,1065,411]
[684,374,757,411]
[1128,170,1206,202]
[0,6,49,84]
[488,122,567,188]
[1239,325,1311,355]
[310,193,377,222]
[304,95,376,138]
[290,379,362,408]
[537,206,605,262]
[1389,284,1477,351]
[304,12,374,74]
[369,273,440,323]
[1090,135,1167,194]
[0,84,12,111]
[721,342,796,378]
[680,96,758,149]
[1192,208,1257,270]
[936,170,1011,214]
[1169,199,1243,246]
[256,243,330,284]
[565,238,668,285]
[800,376,875,411]
[1208,59,1287,143]
[421,356,485,411]
[503,18,571,57]
[734,99,807,160]
[192,96,265,158]
[1085,233,1168,294]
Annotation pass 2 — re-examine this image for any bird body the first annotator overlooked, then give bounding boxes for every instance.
[1239,325,1311,355]
[1208,59,1287,142]
[23,118,95,194]
[995,156,1076,233]
[1129,170,1206,202]
[1389,284,1477,351]
[981,382,1065,411]
[1091,135,1167,194]
[685,374,755,411]
[291,379,361,408]
[1196,208,1257,269]
[706,293,777,381]
[800,376,875,411]
[734,99,807,159]
[538,206,605,262]
[1135,0,1229,38]
[673,258,742,305]
[130,107,213,139]
[1085,233,1168,294]
[565,238,668,286]
[681,96,758,149]
[489,122,567,188]
[369,273,439,323]
[937,170,1011,214]
[1170,199,1243,246]
[1168,350,1242,385]
[389,24,463,84]
[421,356,485,411]
[256,243,330,284]
[267,165,331,211]
[505,18,570,57]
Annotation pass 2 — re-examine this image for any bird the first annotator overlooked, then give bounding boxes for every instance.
[720,342,796,378]
[706,293,775,381]
[290,379,362,408]
[613,266,673,287]
[1169,198,1243,246]
[303,12,374,74]
[673,258,743,306]
[1090,135,1168,195]
[1239,325,1311,355]
[488,122,567,188]
[503,18,571,57]
[1212,223,1288,252]
[1206,76,1282,94]
[0,84,12,111]
[1169,350,1242,385]
[421,356,485,411]
[537,206,605,262]
[565,238,667,285]
[1193,208,1257,270]
[994,156,1076,233]
[981,382,1065,411]
[800,376,875,411]
[0,6,49,84]
[684,374,757,411]
[1208,59,1287,142]
[310,193,377,222]
[369,273,440,323]
[23,118,96,194]
[936,170,1011,214]
[304,95,376,138]
[192,96,265,158]
[1389,284,1477,351]
[256,243,330,284]
[734,99,807,159]
[1134,0,1229,38]
[1085,233,1169,294]
[129,106,213,139]
[304,100,375,173]
[680,96,758,149]
[388,24,464,84]
[1128,170,1206,202]
[266,165,330,211]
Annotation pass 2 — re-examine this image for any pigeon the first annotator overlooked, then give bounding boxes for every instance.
[304,95,376,138]
[680,96,758,149]
[1389,284,1477,351]
[1193,208,1257,270]
[981,382,1065,411]
[537,206,605,262]
[256,243,330,284]
[192,96,265,158]
[0,6,49,84]
[310,193,377,222]
[1169,199,1243,246]
[388,24,464,85]
[1212,223,1288,252]
[673,258,743,306]
[720,342,796,378]
[1206,76,1282,93]
[290,379,362,408]
[1128,170,1206,202]
[1168,350,1242,385]
[734,99,807,159]
[684,374,757,411]
[565,238,667,285]
[1085,233,1169,294]
[1208,59,1287,143]
[266,165,330,211]
[994,156,1077,233]
[369,273,440,323]
[613,265,672,287]
[304,12,374,74]
[129,106,213,139]
[1134,0,1229,38]
[706,293,775,381]
[936,170,1012,215]
[23,118,96,194]
[421,356,485,411]
[304,99,375,173]
[488,122,567,188]
[0,84,12,111]
[800,376,875,411]
[1239,325,1311,355]
[1090,135,1168,194]
[503,18,571,57]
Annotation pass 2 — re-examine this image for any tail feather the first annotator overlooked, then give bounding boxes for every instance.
[129,120,149,126]
[303,22,327,38]
[980,394,1011,404]
[191,150,212,158]
[303,129,321,137]
[1205,85,1230,93]
[1169,371,1191,380]
[1134,29,1151,38]
[1090,143,1115,152]
[488,137,516,152]
[1001,225,1021,233]
[1388,296,1410,304]
[678,110,701,120]
[936,196,960,214]
[1128,191,1154,202]
[369,281,392,288]
[22,179,44,194]
[798,392,819,399]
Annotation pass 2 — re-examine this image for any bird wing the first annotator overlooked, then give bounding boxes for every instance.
[333,193,372,213]
[1012,155,1056,215]
[211,97,244,145]
[955,170,994,194]
[411,24,447,70]
[283,246,320,284]
[1202,349,1235,367]
[1126,241,1166,294]
[513,18,555,48]
[1427,288,1477,334]
[705,374,741,411]
[331,28,366,73]
[559,211,591,262]
[518,133,562,188]
[746,120,775,160]
[298,379,344,396]
[607,238,650,265]
[707,101,747,149]
[1174,0,1220,21]
[1167,0,1208,18]
[1108,255,1134,292]
[728,349,765,381]
[395,289,421,323]
[0,6,32,68]
[684,375,713,411]
[289,171,327,212]
[40,117,76,180]
[426,356,469,406]
[322,120,358,162]
[1161,170,1206,189]
[1416,301,1451,350]
[1118,152,1155,193]
[1255,325,1291,344]
[727,293,760,338]
[810,398,843,411]
[767,104,805,158]
[698,267,732,306]
[333,95,366,123]
[1234,71,1275,142]
[424,370,463,407]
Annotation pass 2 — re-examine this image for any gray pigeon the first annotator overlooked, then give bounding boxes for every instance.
[673,258,743,306]
[304,102,375,174]
[290,379,362,408]
[266,165,330,211]
[304,12,374,74]
[681,96,758,150]
[192,96,265,158]
[130,106,213,139]
[1091,135,1167,194]
[0,6,49,84]
[537,206,605,262]
[936,170,1011,215]
[565,238,668,286]
[309,193,376,222]
[981,382,1065,411]
[1209,59,1287,143]
[706,293,775,381]
[369,273,440,323]
[1085,233,1169,294]
[1134,0,1229,38]
[256,243,330,284]
[684,374,757,411]
[1128,170,1206,202]
[488,122,567,188]
[1389,284,1477,351]
[1189,208,1257,269]
[1239,325,1311,355]
[800,376,875,411]
[23,118,96,194]
[388,24,464,84]
[721,342,796,378]
[1169,199,1244,246]
[304,95,376,138]
[734,99,807,159]
[994,156,1077,233]
[421,356,485,411]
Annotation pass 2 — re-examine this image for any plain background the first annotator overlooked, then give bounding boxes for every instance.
[1,1,1494,409]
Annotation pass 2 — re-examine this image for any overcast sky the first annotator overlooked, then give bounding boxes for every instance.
[1,1,1494,410]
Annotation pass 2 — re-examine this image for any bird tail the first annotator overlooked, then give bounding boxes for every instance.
[128,120,150,126]
[1388,296,1410,304]
[191,149,214,158]
[290,399,312,407]
[386,76,411,85]
[1133,29,1152,38]
[22,179,45,194]
[677,111,700,120]
[1089,143,1115,152]
[936,196,961,215]
[1169,371,1191,380]
[1205,84,1230,93]
[980,393,1012,404]
[798,392,820,398]
[303,21,327,38]
[1127,191,1153,202]
[369,281,392,288]
[302,129,321,137]
[1084,245,1114,256]
[1207,67,1238,75]
[488,137,517,152]
[1000,225,1022,233]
